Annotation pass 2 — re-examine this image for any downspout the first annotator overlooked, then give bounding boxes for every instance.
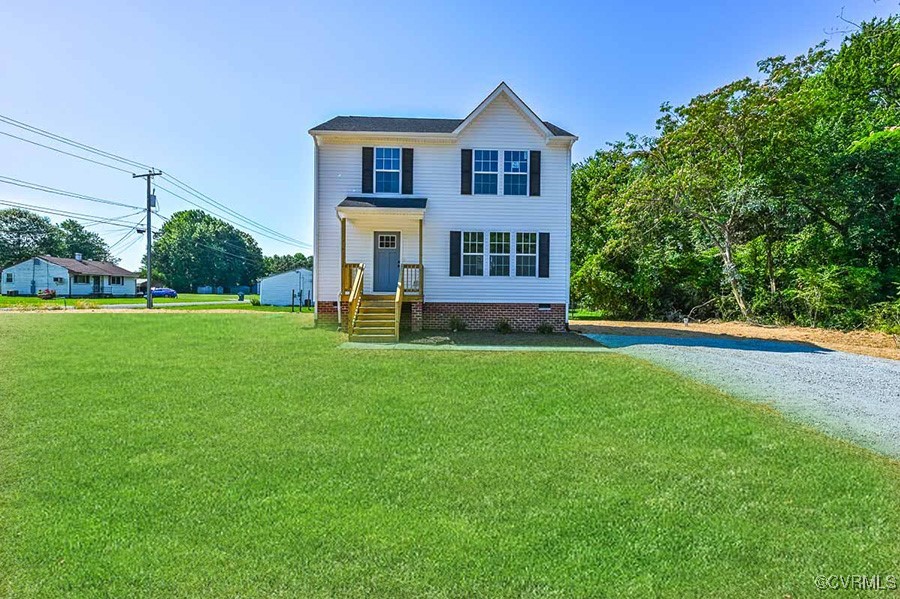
[564,142,573,329]
[312,134,321,323]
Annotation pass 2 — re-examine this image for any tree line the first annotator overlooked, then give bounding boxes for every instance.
[571,17,899,332]
[0,207,312,291]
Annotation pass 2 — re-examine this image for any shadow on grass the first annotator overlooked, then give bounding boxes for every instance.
[401,330,600,348]
[573,323,831,354]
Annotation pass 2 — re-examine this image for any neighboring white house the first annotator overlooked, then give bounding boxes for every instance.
[259,268,313,306]
[1,254,138,297]
[309,82,576,339]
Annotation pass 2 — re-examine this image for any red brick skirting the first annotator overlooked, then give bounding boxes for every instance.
[422,302,566,332]
[316,301,348,327]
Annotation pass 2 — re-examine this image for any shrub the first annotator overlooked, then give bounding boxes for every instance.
[494,319,513,334]
[536,323,554,334]
[250,298,261,306]
[74,300,99,310]
[865,298,900,334]
[447,315,466,332]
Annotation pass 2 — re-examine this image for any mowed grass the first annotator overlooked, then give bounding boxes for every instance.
[1,314,899,597]
[0,293,251,308]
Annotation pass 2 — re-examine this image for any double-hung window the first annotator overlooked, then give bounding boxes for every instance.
[462,232,484,276]
[516,232,537,276]
[504,151,528,196]
[473,150,498,194]
[4,273,12,283]
[375,147,401,193]
[74,275,90,284]
[109,276,124,286]
[489,232,510,276]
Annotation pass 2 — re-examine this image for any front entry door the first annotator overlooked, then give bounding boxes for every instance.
[373,232,400,293]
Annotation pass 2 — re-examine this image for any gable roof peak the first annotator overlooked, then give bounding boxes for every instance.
[452,82,555,138]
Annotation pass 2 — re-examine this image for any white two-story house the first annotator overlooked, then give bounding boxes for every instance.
[310,83,577,340]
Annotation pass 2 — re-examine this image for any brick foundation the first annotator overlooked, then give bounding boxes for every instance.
[422,302,566,332]
[411,302,423,332]
[316,301,348,327]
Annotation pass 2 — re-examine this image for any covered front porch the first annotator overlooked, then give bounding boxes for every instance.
[336,196,426,341]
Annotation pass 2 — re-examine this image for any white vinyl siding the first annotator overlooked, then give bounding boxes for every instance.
[314,92,571,304]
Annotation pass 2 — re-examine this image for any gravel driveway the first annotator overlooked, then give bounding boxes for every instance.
[581,331,900,458]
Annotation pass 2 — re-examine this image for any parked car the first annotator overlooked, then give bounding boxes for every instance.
[149,287,178,298]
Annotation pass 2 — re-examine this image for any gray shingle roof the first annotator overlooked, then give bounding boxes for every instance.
[41,255,137,277]
[339,197,427,209]
[311,116,574,137]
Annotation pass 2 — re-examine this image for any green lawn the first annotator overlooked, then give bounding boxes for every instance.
[0,293,252,308]
[1,313,898,597]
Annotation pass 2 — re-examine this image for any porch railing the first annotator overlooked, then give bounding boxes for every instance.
[400,264,423,297]
[394,275,404,342]
[341,263,363,296]
[346,264,365,338]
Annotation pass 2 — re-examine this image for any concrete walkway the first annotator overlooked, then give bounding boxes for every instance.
[340,341,609,352]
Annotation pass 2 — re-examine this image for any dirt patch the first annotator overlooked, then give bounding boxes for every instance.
[570,319,899,361]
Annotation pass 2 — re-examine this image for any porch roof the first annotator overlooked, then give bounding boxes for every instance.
[338,196,427,210]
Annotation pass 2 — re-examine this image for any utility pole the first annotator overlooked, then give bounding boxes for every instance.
[134,169,162,309]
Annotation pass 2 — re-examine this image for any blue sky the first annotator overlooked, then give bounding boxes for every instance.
[0,0,896,269]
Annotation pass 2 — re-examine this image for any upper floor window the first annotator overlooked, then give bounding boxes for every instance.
[473,150,498,194]
[504,151,528,196]
[462,232,484,276]
[5,273,12,283]
[375,147,401,193]
[516,232,537,276]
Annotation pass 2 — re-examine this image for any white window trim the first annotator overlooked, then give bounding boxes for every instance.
[5,272,12,283]
[472,149,499,196]
[462,231,484,277]
[503,150,530,197]
[374,147,402,194]
[489,231,510,277]
[515,232,538,277]
[108,276,124,286]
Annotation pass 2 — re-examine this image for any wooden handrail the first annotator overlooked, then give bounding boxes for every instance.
[346,264,365,338]
[394,275,404,342]
[342,263,363,296]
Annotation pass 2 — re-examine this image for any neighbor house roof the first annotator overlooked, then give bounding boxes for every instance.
[309,83,575,138]
[311,116,574,137]
[40,255,137,277]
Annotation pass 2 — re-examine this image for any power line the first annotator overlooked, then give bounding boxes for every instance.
[0,174,143,209]
[154,182,310,249]
[0,130,136,175]
[0,199,145,229]
[160,174,311,248]
[0,113,312,249]
[0,114,151,171]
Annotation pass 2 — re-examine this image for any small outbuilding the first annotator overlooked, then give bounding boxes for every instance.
[259,268,313,306]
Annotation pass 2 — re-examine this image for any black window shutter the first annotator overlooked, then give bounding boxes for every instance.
[362,147,374,193]
[538,232,550,278]
[529,151,541,196]
[449,231,461,276]
[402,148,413,194]
[460,149,472,195]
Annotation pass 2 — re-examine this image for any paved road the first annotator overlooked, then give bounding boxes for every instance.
[581,332,900,458]
[99,300,241,309]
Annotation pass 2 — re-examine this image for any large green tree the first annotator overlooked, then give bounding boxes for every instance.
[571,16,900,331]
[57,219,113,262]
[263,252,313,276]
[0,209,62,268]
[151,210,264,291]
